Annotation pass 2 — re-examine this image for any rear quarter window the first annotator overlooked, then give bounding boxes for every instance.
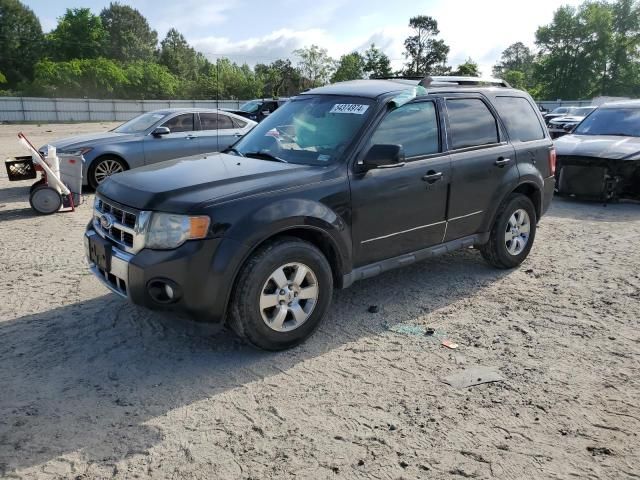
[494,96,545,142]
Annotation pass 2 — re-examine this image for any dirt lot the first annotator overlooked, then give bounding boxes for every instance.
[1,123,639,479]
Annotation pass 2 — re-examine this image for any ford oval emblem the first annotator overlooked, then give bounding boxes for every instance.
[100,213,115,230]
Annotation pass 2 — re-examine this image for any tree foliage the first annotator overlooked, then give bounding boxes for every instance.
[47,8,107,61]
[294,45,335,88]
[100,2,158,62]
[332,52,365,82]
[452,58,480,76]
[403,15,450,75]
[0,0,44,87]
[159,28,199,80]
[363,44,392,78]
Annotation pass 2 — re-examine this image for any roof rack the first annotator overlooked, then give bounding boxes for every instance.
[374,75,511,88]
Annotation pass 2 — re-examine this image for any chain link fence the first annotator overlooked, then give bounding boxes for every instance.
[0,97,249,123]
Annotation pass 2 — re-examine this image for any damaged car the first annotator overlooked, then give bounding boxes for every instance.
[548,106,596,139]
[554,100,640,201]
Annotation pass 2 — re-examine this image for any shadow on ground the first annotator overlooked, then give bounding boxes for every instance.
[0,248,510,475]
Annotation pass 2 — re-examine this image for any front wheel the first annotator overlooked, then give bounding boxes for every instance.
[228,237,333,351]
[479,193,537,269]
[88,157,127,189]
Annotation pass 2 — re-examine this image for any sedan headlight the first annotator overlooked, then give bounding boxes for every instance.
[59,147,93,156]
[145,212,210,249]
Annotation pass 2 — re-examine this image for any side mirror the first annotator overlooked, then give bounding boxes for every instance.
[361,144,405,171]
[152,126,170,137]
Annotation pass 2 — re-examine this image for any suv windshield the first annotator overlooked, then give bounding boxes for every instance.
[573,107,640,137]
[113,112,167,134]
[240,100,261,113]
[232,95,375,165]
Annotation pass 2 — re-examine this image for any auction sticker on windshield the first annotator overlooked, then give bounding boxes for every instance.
[330,104,369,114]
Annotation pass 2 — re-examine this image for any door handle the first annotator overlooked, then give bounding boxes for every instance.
[422,171,443,183]
[494,157,511,167]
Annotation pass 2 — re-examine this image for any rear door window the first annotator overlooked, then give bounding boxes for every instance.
[369,101,440,159]
[494,96,545,142]
[446,98,499,149]
[200,113,234,130]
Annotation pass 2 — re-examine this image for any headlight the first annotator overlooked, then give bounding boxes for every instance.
[59,147,93,156]
[145,212,210,249]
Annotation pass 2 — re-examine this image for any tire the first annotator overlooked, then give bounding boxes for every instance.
[88,156,127,189]
[29,185,62,214]
[479,193,537,269]
[228,237,333,351]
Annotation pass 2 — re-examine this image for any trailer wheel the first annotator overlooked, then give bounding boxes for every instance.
[29,185,62,215]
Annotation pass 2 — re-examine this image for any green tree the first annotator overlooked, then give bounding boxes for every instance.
[605,0,640,96]
[492,42,534,78]
[47,8,107,60]
[363,43,392,78]
[403,15,449,75]
[159,28,198,80]
[255,59,299,97]
[452,57,480,76]
[0,0,44,86]
[123,61,179,99]
[0,71,6,83]
[293,45,335,88]
[534,3,613,99]
[100,2,158,62]
[331,52,364,82]
[30,58,127,98]
[503,70,527,90]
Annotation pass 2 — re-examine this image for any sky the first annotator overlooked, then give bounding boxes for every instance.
[24,0,585,75]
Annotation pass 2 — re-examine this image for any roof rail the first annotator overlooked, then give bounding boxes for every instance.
[420,75,512,88]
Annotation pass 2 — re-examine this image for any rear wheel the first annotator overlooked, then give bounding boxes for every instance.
[480,193,537,269]
[228,237,333,351]
[88,157,126,189]
[29,185,62,214]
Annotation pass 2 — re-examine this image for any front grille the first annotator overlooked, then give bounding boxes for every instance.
[93,196,144,253]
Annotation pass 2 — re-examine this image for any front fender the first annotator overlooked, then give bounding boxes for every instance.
[223,197,352,271]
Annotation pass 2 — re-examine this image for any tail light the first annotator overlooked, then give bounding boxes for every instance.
[549,147,557,175]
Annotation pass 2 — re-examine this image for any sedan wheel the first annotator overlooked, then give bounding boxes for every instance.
[90,157,126,188]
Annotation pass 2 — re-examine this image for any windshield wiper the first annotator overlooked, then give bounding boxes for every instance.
[223,147,244,156]
[243,151,288,163]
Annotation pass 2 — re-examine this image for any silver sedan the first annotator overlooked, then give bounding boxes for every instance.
[41,108,257,188]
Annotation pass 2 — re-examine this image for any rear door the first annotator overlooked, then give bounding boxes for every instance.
[492,95,550,176]
[197,112,240,153]
[142,112,200,164]
[350,99,451,266]
[442,95,518,241]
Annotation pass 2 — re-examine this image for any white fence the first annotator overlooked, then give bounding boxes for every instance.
[0,97,249,122]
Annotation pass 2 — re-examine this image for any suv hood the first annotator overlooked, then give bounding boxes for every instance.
[555,134,640,161]
[98,152,324,212]
[41,131,134,152]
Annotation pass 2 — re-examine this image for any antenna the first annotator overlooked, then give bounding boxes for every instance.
[216,59,219,153]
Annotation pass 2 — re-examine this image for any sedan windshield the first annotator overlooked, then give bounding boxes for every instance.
[240,100,261,113]
[573,107,640,137]
[231,96,375,165]
[114,112,167,133]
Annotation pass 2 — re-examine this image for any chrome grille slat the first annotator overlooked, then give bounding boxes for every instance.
[94,195,143,253]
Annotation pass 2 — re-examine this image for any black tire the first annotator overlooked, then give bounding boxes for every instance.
[29,185,62,215]
[479,193,537,269]
[88,156,127,189]
[228,237,333,351]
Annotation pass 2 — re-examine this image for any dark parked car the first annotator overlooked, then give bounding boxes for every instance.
[548,106,596,138]
[85,77,555,350]
[554,100,640,201]
[41,108,256,188]
[223,98,289,122]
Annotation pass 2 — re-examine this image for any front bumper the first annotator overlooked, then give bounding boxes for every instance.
[85,228,249,323]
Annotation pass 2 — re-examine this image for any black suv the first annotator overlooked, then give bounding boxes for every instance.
[86,78,555,350]
[224,98,289,122]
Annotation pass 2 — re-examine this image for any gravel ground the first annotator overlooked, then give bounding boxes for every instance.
[1,123,639,480]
